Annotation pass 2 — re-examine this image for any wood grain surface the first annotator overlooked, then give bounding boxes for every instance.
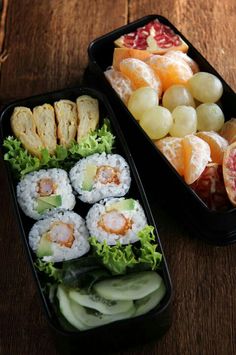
[0,1,236,354]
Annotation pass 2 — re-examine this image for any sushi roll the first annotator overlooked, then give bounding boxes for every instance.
[69,153,131,204]
[86,197,147,245]
[29,211,90,262]
[17,168,76,220]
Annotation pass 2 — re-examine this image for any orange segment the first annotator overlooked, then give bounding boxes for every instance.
[112,48,152,71]
[183,135,211,184]
[104,68,133,103]
[155,136,184,176]
[197,131,228,164]
[148,55,193,91]
[220,118,236,144]
[119,58,162,97]
[164,50,199,74]
[223,142,236,206]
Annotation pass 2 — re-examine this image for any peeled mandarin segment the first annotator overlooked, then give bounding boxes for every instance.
[112,48,152,71]
[197,131,228,164]
[223,142,236,206]
[164,50,199,74]
[220,118,236,144]
[183,135,211,185]
[191,163,230,211]
[119,58,162,97]
[104,68,133,103]
[155,136,184,176]
[148,55,193,91]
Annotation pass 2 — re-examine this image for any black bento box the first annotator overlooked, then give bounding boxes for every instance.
[0,87,172,353]
[87,15,236,246]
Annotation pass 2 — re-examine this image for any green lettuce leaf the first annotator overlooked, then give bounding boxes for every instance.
[35,259,63,283]
[69,119,115,158]
[3,120,115,177]
[3,137,40,178]
[89,225,162,275]
[90,238,138,275]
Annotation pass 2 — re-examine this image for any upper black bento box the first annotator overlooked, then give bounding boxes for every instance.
[0,87,172,353]
[87,14,236,245]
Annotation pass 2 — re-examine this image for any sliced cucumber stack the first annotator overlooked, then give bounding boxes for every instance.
[134,280,166,317]
[69,289,133,315]
[70,299,135,328]
[57,285,88,331]
[57,271,166,331]
[94,271,162,300]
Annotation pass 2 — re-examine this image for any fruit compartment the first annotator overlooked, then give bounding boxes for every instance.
[0,86,172,353]
[87,15,236,245]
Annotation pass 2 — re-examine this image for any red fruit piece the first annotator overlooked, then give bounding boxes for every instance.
[114,19,188,54]
[191,163,230,211]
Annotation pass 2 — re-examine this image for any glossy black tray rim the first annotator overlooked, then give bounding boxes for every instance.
[0,86,173,337]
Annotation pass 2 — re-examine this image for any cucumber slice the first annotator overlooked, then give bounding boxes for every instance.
[57,285,88,331]
[70,299,135,328]
[69,289,133,315]
[94,271,162,301]
[134,280,166,317]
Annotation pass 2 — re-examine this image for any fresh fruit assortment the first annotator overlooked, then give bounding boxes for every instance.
[104,18,236,211]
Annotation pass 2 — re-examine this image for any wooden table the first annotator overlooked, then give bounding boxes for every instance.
[0,1,236,354]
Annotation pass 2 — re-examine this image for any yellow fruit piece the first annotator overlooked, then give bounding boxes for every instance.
[112,48,152,71]
[119,58,162,97]
[148,55,193,91]
[183,135,211,184]
[104,68,133,103]
[197,131,228,164]
[155,136,184,176]
[220,118,236,144]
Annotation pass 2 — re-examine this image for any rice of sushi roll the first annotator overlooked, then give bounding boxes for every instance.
[29,211,90,262]
[69,153,131,204]
[17,168,76,220]
[86,197,147,245]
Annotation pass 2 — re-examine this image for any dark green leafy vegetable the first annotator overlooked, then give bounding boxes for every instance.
[89,225,162,275]
[35,256,110,291]
[35,259,63,283]
[3,120,115,177]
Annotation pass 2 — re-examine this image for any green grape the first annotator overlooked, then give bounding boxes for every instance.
[162,85,195,112]
[188,72,223,103]
[140,106,173,140]
[127,87,159,120]
[196,103,225,131]
[169,106,197,137]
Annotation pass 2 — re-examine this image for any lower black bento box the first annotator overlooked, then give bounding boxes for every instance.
[0,87,172,353]
[87,15,236,245]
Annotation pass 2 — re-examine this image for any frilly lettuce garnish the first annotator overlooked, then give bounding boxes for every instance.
[3,119,115,178]
[89,225,162,275]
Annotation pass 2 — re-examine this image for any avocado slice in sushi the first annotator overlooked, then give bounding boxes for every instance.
[37,195,62,213]
[36,234,53,258]
[106,198,135,212]
[82,165,97,191]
